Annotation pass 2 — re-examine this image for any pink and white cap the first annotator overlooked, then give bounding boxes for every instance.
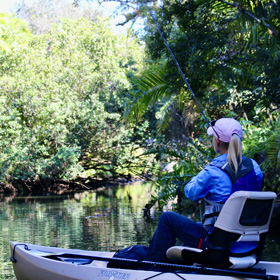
[207,118,243,143]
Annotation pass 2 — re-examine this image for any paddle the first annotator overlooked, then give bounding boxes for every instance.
[45,253,279,280]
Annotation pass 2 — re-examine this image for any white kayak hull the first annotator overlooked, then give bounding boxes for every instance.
[10,241,280,280]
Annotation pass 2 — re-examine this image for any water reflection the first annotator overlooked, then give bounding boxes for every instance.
[1,183,280,280]
[0,183,158,280]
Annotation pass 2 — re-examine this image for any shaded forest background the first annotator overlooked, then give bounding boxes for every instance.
[0,0,279,209]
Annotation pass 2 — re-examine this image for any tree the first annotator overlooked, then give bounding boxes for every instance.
[0,14,150,192]
[95,0,279,120]
[120,0,280,207]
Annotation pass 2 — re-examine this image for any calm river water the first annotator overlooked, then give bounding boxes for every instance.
[1,183,280,280]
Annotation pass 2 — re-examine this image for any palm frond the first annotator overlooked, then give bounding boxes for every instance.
[156,96,176,132]
[124,65,169,123]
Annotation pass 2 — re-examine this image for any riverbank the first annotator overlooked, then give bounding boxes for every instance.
[0,176,143,200]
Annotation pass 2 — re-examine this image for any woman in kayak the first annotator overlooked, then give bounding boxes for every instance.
[145,118,263,263]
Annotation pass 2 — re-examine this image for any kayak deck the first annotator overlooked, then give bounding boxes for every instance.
[10,242,280,280]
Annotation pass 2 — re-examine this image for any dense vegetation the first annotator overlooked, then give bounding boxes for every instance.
[113,0,280,210]
[0,0,279,210]
[0,12,158,195]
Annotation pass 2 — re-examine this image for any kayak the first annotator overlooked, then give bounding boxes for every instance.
[9,241,280,280]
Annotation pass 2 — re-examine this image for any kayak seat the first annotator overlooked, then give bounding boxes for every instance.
[166,191,276,269]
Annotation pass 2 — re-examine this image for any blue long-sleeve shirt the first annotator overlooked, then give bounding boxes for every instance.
[184,154,263,203]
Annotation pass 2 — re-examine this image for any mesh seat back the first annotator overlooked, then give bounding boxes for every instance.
[214,191,276,237]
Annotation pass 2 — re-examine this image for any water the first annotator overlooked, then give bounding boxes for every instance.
[1,183,280,279]
[0,183,159,279]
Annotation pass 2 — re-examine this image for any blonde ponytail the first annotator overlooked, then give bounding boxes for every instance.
[227,134,242,174]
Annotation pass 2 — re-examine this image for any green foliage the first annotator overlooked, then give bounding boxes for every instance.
[125,65,168,121]
[1,0,280,207]
[0,142,83,182]
[267,130,280,174]
[121,0,280,208]
[0,14,151,188]
[125,64,181,133]
[123,0,280,144]
[145,137,215,211]
[240,113,280,192]
[137,0,280,120]
[0,13,31,53]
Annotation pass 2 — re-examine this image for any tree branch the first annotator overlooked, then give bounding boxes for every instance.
[218,0,278,37]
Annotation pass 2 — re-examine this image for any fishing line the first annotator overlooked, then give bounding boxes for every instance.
[142,0,220,135]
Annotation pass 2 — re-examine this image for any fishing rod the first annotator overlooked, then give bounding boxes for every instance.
[142,0,220,138]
